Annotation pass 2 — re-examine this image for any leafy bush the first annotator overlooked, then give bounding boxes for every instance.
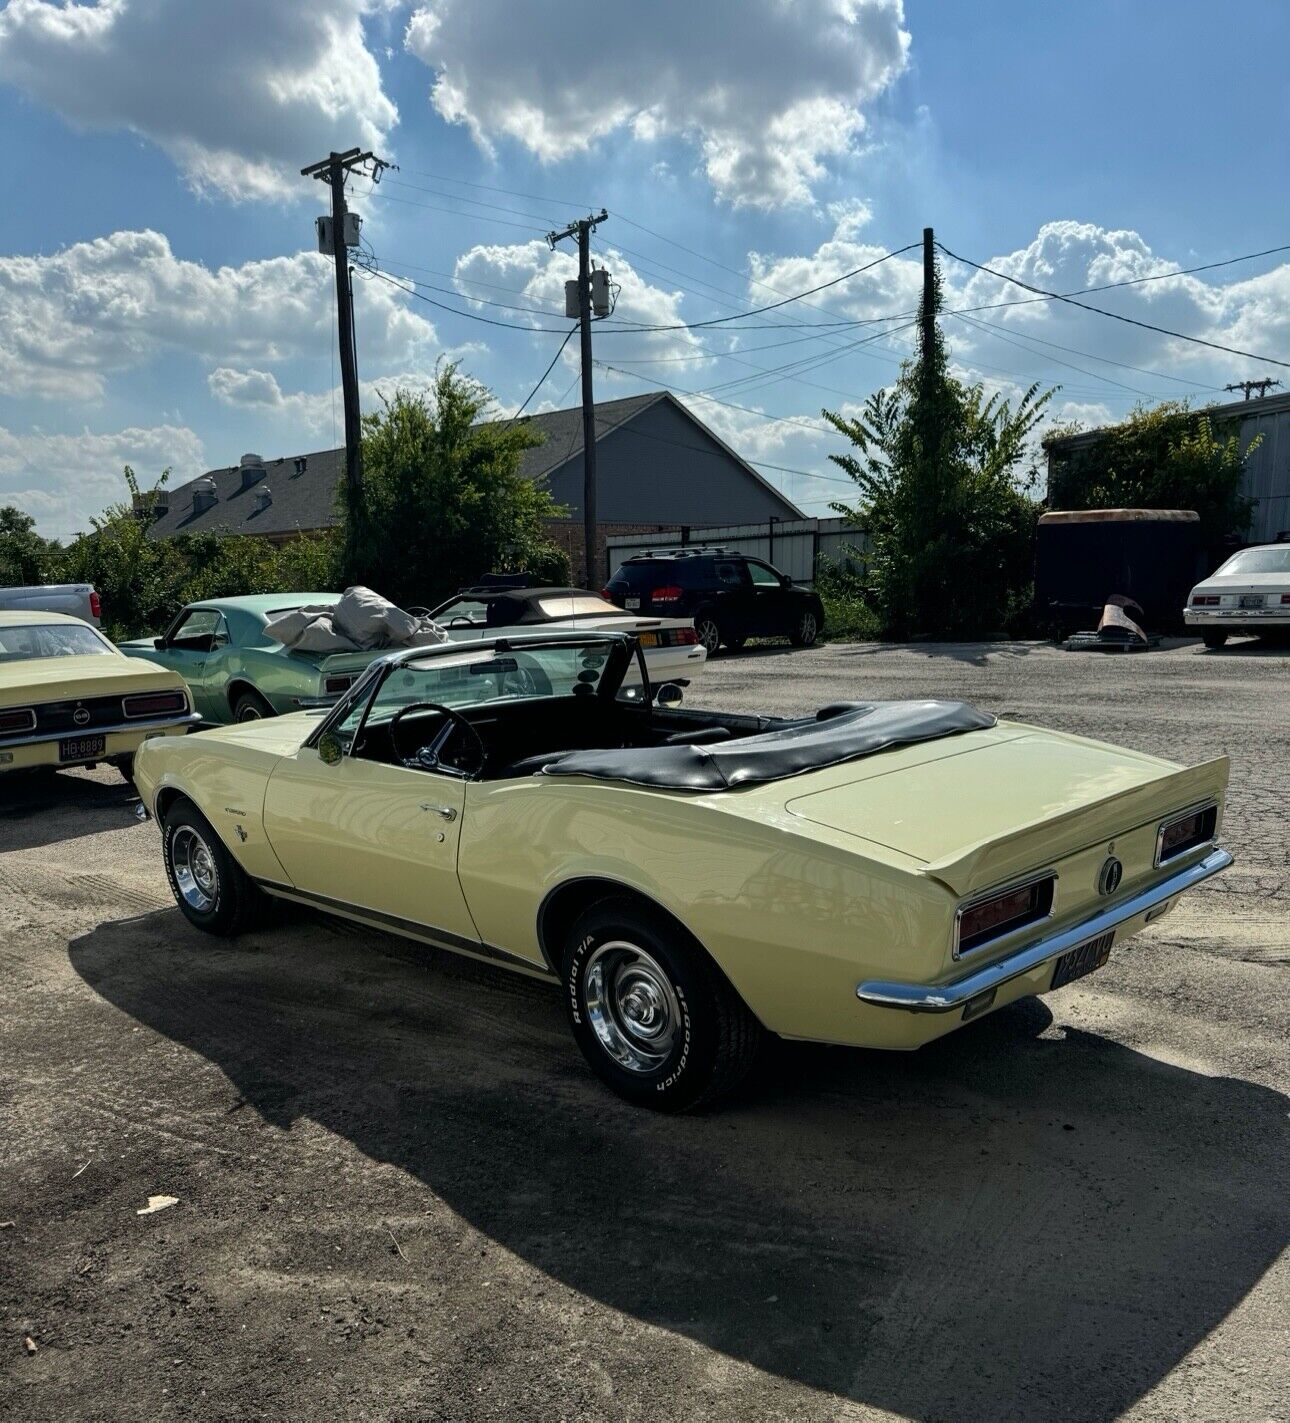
[1045,401,1256,547]
[339,365,569,607]
[823,258,1048,640]
[814,554,881,641]
[0,506,62,586]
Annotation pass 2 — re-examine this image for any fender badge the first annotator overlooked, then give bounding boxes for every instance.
[1097,857,1123,897]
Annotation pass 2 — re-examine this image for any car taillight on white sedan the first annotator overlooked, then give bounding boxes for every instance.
[1191,594,1220,606]
[90,591,102,620]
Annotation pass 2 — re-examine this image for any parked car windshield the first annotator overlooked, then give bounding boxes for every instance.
[0,623,114,662]
[1215,547,1290,576]
[333,642,617,748]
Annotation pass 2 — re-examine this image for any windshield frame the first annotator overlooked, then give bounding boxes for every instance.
[304,632,640,753]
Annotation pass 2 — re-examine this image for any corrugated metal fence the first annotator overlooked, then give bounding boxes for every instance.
[605,518,871,585]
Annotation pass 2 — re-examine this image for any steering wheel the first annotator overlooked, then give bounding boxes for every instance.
[405,606,432,618]
[447,615,476,628]
[387,701,487,778]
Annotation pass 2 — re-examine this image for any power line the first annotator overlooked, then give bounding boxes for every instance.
[938,241,1290,370]
[506,326,578,423]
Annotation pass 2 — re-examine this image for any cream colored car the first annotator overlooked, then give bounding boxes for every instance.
[0,611,196,781]
[133,631,1231,1110]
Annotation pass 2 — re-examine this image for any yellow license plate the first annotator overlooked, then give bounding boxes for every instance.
[638,632,659,647]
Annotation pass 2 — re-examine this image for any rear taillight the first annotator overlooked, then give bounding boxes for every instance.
[123,690,187,719]
[324,674,353,695]
[651,585,683,605]
[89,591,102,620]
[1191,594,1220,606]
[0,707,37,736]
[1281,594,1290,605]
[956,875,1055,956]
[672,627,699,645]
[1156,804,1219,866]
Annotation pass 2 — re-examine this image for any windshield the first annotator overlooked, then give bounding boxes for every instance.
[1215,547,1290,576]
[0,623,114,663]
[332,642,616,750]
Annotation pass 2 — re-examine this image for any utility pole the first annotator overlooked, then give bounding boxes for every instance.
[1224,378,1281,401]
[547,210,609,587]
[921,226,936,368]
[301,148,390,511]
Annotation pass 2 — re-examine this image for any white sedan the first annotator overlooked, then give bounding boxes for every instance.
[427,585,707,688]
[1185,543,1290,648]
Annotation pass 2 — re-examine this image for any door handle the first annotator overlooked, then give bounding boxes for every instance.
[420,803,457,822]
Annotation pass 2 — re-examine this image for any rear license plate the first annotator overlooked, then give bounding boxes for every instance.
[625,597,640,610]
[1051,931,1114,990]
[60,734,106,762]
[1239,594,1264,609]
[638,631,659,647]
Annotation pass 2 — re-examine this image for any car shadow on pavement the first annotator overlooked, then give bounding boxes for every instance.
[0,771,136,851]
[838,640,1045,667]
[70,911,1288,1423]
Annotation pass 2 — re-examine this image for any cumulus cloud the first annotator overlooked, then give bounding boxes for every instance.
[452,239,708,385]
[0,229,437,400]
[404,0,910,207]
[0,422,206,540]
[0,0,397,200]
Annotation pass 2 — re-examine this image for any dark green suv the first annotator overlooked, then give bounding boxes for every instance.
[604,548,825,655]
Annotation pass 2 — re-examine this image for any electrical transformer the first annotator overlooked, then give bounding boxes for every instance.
[591,268,611,317]
[316,212,362,255]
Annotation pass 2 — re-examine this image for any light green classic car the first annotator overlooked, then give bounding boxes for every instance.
[120,594,380,725]
[132,629,1231,1111]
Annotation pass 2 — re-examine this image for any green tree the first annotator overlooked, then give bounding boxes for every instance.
[340,365,569,608]
[823,256,1051,638]
[0,506,61,586]
[1044,401,1255,546]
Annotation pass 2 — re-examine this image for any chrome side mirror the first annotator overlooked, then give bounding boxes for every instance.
[655,682,684,708]
[318,730,343,766]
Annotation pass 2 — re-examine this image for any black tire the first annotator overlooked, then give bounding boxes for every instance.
[562,897,763,1111]
[1201,630,1228,649]
[233,689,274,722]
[110,754,135,786]
[162,797,263,936]
[724,635,747,652]
[694,614,722,656]
[789,608,820,647]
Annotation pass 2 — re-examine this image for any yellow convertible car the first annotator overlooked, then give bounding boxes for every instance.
[0,610,196,781]
[133,631,1231,1110]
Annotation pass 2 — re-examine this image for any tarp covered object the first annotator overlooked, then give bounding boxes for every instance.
[265,587,449,652]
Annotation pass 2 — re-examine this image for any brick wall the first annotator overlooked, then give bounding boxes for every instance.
[546,520,684,587]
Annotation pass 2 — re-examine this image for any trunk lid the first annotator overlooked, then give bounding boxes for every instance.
[783,725,1228,896]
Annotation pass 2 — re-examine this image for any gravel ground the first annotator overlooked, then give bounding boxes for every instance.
[2,637,1287,1423]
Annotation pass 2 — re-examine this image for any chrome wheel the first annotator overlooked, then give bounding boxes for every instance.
[695,618,720,655]
[584,940,682,1073]
[171,825,219,913]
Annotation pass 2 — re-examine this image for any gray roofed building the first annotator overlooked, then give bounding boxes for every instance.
[145,392,803,580]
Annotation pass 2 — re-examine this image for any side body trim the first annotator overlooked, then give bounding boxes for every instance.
[254,878,556,981]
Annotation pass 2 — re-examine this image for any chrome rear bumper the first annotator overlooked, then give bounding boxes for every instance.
[856,847,1233,1013]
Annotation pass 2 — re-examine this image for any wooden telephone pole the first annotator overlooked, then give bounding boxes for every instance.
[301,148,389,508]
[547,210,609,587]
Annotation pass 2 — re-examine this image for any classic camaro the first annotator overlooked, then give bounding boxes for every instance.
[132,630,1232,1110]
[0,610,196,780]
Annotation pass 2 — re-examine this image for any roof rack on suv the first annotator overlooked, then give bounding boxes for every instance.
[625,546,740,560]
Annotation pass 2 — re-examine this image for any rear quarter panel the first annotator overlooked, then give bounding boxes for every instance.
[458,777,953,1048]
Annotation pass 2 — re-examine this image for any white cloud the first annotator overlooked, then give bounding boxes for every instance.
[451,239,709,393]
[404,0,910,208]
[0,422,206,540]
[0,229,437,400]
[0,0,398,200]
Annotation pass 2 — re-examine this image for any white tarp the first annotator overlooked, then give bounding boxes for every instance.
[264,587,449,653]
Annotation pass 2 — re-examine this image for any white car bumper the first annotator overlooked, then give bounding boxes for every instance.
[1184,607,1290,628]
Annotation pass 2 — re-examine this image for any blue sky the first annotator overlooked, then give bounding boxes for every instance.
[0,0,1286,539]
